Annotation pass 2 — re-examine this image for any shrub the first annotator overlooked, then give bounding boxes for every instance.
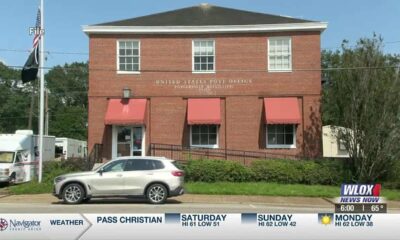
[301,160,346,185]
[185,158,349,185]
[384,160,400,189]
[185,159,252,182]
[42,159,87,184]
[250,159,348,185]
[250,160,303,183]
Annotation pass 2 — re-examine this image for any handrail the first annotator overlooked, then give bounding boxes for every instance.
[149,142,304,164]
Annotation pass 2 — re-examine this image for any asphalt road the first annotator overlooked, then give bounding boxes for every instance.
[0,198,334,213]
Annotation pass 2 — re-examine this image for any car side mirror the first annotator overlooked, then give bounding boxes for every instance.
[98,168,104,176]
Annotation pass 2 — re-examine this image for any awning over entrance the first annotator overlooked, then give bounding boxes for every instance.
[105,99,147,125]
[264,98,301,124]
[187,98,221,125]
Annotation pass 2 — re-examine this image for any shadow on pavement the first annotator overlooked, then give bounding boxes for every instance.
[51,198,182,205]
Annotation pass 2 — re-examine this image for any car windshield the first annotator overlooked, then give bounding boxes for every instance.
[92,161,108,171]
[0,152,15,163]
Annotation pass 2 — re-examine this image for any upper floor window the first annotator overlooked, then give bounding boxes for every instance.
[117,40,140,73]
[268,37,292,72]
[193,40,215,73]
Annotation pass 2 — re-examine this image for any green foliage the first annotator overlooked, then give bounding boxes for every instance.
[46,62,88,140]
[301,160,349,185]
[384,159,400,189]
[250,160,303,183]
[322,35,400,182]
[185,159,252,182]
[0,62,33,133]
[185,159,348,185]
[0,62,88,140]
[9,159,87,195]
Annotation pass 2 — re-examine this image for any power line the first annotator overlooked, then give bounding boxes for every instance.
[0,48,89,55]
[3,64,400,73]
[0,112,87,120]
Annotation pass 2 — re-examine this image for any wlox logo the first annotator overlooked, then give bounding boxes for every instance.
[340,184,381,196]
[338,184,382,203]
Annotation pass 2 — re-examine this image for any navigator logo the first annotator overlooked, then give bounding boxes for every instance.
[0,218,8,231]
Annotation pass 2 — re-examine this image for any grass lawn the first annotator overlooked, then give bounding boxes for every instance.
[8,181,400,201]
[185,182,400,201]
[9,181,53,195]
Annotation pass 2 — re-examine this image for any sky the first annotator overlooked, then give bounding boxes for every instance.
[0,0,399,68]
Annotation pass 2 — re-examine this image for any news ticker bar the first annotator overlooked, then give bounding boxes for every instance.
[335,203,387,213]
[0,213,399,240]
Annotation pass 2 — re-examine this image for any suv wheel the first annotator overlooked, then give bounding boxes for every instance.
[62,183,85,204]
[146,184,167,204]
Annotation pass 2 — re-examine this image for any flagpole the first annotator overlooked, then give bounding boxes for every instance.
[38,0,44,183]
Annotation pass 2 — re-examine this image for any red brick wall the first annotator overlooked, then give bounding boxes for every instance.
[87,31,322,158]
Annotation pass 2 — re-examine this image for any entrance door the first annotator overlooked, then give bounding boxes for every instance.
[115,126,145,158]
[132,127,143,156]
[117,127,131,157]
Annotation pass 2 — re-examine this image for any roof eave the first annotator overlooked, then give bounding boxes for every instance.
[82,22,328,35]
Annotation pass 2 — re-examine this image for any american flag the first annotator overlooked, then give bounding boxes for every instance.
[32,7,41,64]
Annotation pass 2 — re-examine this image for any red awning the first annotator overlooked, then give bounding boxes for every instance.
[264,98,301,124]
[187,98,221,125]
[104,99,147,125]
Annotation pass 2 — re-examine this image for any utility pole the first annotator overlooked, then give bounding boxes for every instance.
[28,84,35,129]
[45,89,49,135]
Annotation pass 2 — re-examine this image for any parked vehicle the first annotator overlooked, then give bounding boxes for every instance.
[55,138,87,160]
[0,130,55,184]
[53,156,185,204]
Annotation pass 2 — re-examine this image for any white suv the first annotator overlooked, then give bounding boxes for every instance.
[53,157,184,204]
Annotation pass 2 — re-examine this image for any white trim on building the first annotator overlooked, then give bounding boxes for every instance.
[83,22,328,35]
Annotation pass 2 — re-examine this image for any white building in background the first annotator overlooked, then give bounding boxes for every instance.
[55,138,87,160]
[322,125,350,158]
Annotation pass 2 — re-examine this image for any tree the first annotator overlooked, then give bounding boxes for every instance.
[322,35,400,182]
[0,61,88,140]
[0,62,34,133]
[45,62,88,140]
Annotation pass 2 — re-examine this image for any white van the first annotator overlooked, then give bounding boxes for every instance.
[0,130,55,183]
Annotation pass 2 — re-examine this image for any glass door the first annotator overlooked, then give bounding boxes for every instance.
[117,127,131,157]
[132,127,143,156]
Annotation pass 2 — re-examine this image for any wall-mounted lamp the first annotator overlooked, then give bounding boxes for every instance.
[123,87,131,99]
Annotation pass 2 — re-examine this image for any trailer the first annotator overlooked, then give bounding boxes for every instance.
[322,125,350,158]
[0,130,55,183]
[55,138,87,160]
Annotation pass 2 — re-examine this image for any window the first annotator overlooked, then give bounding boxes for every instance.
[102,160,126,172]
[0,152,14,163]
[338,140,347,151]
[266,124,296,148]
[117,40,140,73]
[124,159,164,171]
[193,40,215,72]
[268,37,292,72]
[191,125,218,148]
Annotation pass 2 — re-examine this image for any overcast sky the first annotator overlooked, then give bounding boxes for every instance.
[0,0,399,68]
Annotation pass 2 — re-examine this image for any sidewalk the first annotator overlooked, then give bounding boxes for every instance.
[0,193,399,209]
[0,187,9,199]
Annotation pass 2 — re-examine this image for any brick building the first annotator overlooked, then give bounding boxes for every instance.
[83,4,327,160]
